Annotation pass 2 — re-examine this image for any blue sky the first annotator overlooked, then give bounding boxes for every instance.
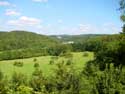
[0,0,122,35]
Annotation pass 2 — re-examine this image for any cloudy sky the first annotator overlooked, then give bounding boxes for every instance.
[0,0,122,35]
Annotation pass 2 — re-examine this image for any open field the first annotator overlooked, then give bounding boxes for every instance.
[0,52,94,78]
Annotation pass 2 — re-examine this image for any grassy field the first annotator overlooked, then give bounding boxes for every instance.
[0,52,94,78]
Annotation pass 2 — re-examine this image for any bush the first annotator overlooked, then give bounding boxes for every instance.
[0,72,9,94]
[30,69,46,92]
[11,72,28,91]
[13,61,23,67]
[33,58,37,62]
[49,60,55,65]
[66,59,73,65]
[83,52,89,57]
[53,61,82,94]
[17,85,33,94]
[34,63,40,68]
[0,70,3,80]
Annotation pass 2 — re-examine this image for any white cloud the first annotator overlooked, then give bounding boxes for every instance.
[5,9,20,16]
[7,16,41,27]
[44,23,119,35]
[0,1,16,7]
[102,23,121,34]
[77,24,98,34]
[79,24,91,32]
[5,18,120,35]
[32,0,48,3]
[77,23,120,34]
[0,1,10,6]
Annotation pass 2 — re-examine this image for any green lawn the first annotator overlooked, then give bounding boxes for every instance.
[0,52,94,78]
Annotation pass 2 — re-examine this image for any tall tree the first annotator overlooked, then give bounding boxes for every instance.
[119,0,125,33]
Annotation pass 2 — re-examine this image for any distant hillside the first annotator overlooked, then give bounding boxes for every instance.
[0,30,59,51]
[51,34,108,43]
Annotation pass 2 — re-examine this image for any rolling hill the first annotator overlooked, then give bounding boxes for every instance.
[0,30,59,51]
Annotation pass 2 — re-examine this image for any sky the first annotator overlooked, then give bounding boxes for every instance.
[0,0,123,35]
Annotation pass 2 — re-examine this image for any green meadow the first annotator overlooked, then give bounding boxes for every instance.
[0,52,94,78]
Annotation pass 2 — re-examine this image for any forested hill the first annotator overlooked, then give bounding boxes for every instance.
[0,30,59,51]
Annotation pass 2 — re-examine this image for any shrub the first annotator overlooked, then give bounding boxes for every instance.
[66,59,73,65]
[13,61,23,67]
[0,70,3,80]
[83,52,89,57]
[30,69,46,92]
[11,72,28,91]
[53,61,82,94]
[49,60,55,65]
[34,63,40,68]
[33,58,37,62]
[17,85,33,94]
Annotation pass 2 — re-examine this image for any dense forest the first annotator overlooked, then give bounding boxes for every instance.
[0,31,66,60]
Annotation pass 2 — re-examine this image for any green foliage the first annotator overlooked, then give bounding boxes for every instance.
[13,61,23,67]
[119,0,125,33]
[0,70,3,80]
[48,44,72,56]
[33,58,37,62]
[10,72,28,91]
[34,63,40,68]
[94,36,125,70]
[0,70,9,94]
[120,15,125,22]
[83,52,89,57]
[0,31,59,60]
[16,85,33,94]
[0,31,58,51]
[83,61,98,78]
[66,59,73,65]
[30,68,46,93]
[72,34,125,52]
[49,60,55,65]
[0,78,9,94]
[93,67,124,94]
[51,61,82,94]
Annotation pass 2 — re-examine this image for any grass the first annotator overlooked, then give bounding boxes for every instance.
[0,52,94,78]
